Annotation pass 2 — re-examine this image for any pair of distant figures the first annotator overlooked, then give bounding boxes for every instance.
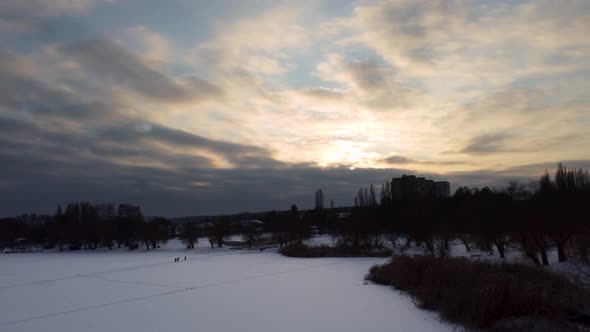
[174,256,186,262]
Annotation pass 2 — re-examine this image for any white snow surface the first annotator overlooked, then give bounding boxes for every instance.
[0,239,455,332]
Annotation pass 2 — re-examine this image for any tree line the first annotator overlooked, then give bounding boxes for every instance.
[2,162,589,267]
[0,204,292,251]
[310,162,590,267]
[0,203,173,251]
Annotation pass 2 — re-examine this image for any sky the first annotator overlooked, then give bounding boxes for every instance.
[1,0,589,217]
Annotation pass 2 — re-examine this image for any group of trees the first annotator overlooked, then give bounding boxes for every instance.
[0,203,311,251]
[320,162,590,267]
[266,205,312,248]
[354,185,378,208]
[0,203,173,251]
[177,219,232,249]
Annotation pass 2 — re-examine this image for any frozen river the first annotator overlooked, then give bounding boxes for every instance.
[0,240,454,332]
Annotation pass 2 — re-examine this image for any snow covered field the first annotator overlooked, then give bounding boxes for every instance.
[0,239,454,332]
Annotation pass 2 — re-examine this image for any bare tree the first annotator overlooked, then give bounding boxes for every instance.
[179,222,199,249]
[211,219,230,248]
[369,184,377,207]
[380,182,392,207]
[503,180,532,200]
[539,170,553,194]
[555,162,569,192]
[242,223,262,248]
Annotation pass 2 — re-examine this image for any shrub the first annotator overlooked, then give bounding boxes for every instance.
[280,243,392,258]
[366,255,590,330]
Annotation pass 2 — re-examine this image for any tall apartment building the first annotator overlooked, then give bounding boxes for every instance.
[434,181,451,198]
[391,175,450,199]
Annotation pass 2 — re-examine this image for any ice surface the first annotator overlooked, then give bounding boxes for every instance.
[0,239,454,332]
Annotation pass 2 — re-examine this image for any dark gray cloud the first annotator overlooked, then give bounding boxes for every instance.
[0,156,405,217]
[59,39,222,102]
[0,52,284,219]
[0,45,283,218]
[300,87,343,101]
[94,122,281,169]
[0,1,108,46]
[0,1,102,18]
[382,155,464,166]
[342,58,417,111]
[382,155,413,164]
[0,115,277,217]
[359,0,460,68]
[460,133,515,154]
[0,38,279,217]
[0,49,121,123]
[346,59,388,91]
[5,154,587,218]
[0,113,281,173]
[98,122,267,155]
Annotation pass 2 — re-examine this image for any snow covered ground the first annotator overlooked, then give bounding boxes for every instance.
[0,238,455,332]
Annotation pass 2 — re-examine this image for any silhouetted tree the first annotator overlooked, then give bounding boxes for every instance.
[144,217,171,249]
[354,186,377,208]
[242,222,262,248]
[179,222,199,249]
[380,181,392,207]
[369,184,378,207]
[211,218,230,248]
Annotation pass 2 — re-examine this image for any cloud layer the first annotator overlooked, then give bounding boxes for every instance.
[1,0,589,216]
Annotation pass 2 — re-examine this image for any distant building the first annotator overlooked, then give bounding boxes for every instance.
[434,181,451,198]
[118,204,142,219]
[391,175,450,199]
